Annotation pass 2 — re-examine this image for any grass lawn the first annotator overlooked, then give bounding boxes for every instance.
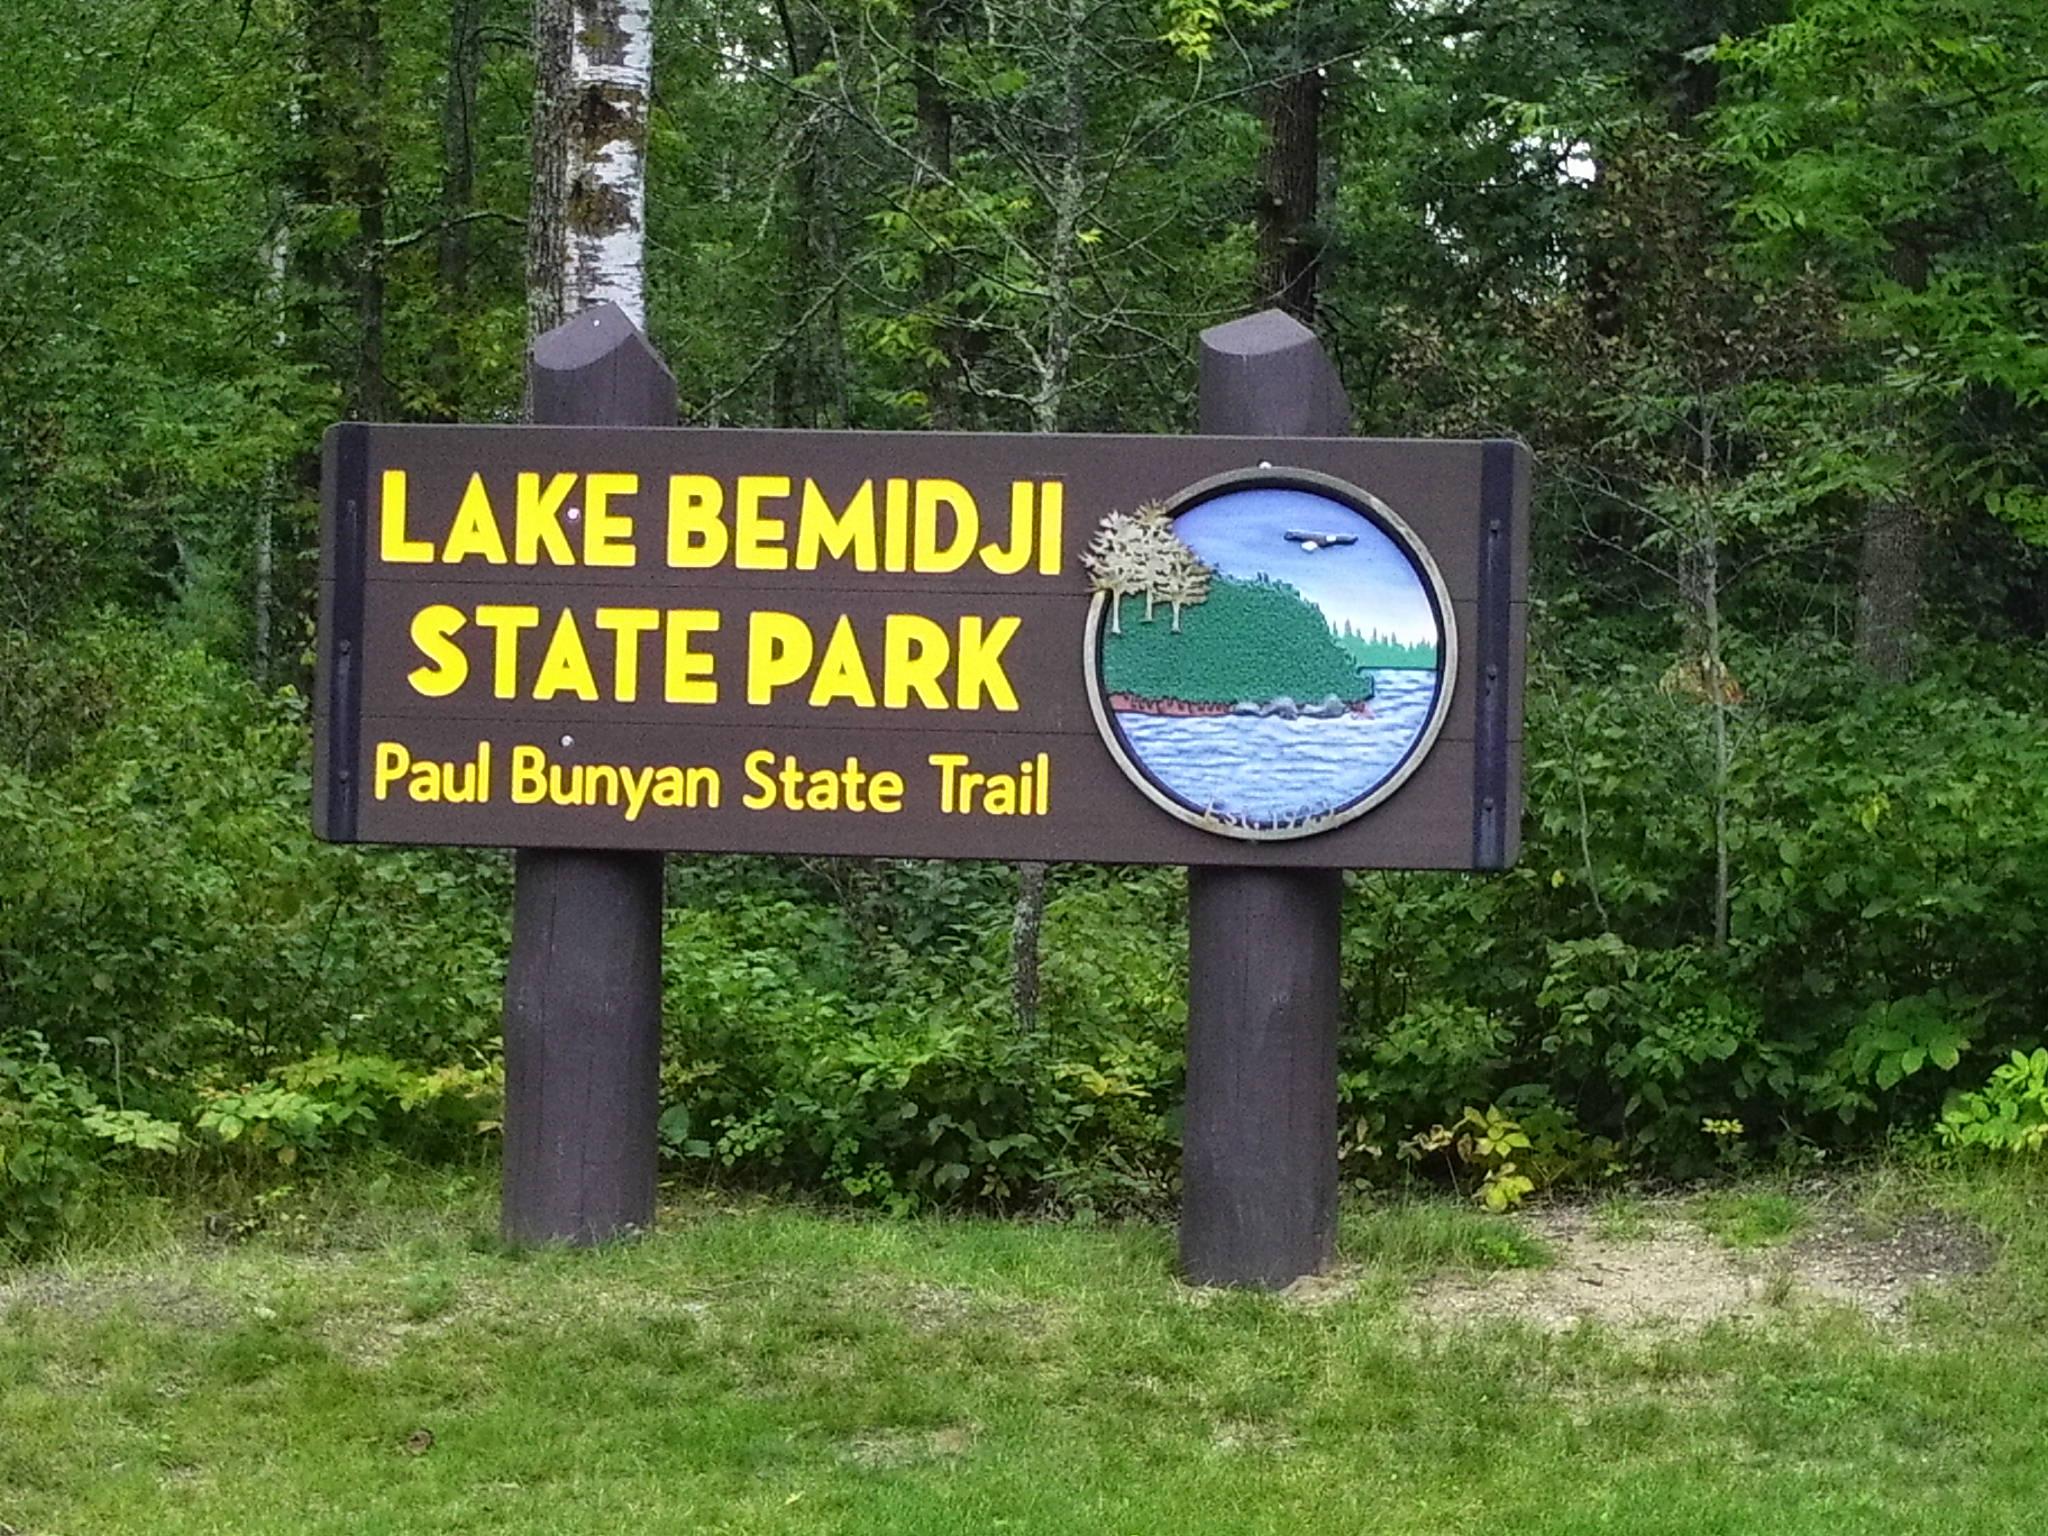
[6,1163,2048,1535]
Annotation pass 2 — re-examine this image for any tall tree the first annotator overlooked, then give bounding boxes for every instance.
[1716,0,2048,677]
[531,0,655,336]
[1251,6,1329,320]
[434,0,487,416]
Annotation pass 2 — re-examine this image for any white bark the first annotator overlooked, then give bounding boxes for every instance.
[568,0,653,328]
[1030,0,1088,435]
[256,171,291,683]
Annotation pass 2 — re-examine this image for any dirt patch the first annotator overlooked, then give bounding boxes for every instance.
[838,1424,976,1468]
[0,1268,234,1332]
[1790,1207,1995,1319]
[1412,1201,1992,1331]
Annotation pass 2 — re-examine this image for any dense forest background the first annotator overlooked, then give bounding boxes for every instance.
[4,0,2047,1249]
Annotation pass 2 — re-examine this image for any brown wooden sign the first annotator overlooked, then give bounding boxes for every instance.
[315,424,1528,867]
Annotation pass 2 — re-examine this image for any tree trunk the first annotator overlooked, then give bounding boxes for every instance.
[353,0,389,422]
[912,0,964,429]
[1855,498,1924,682]
[1253,60,1324,321]
[1856,236,1931,683]
[527,0,574,352]
[255,214,288,683]
[565,0,654,329]
[1011,0,1089,1032]
[772,3,850,429]
[435,0,484,416]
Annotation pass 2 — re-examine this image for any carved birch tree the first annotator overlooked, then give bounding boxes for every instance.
[1083,511,1148,634]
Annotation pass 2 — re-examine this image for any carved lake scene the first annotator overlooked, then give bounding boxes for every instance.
[1087,483,1448,834]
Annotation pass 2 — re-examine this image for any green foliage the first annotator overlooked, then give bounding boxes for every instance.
[653,867,1185,1216]
[1941,1050,2048,1154]
[1714,0,2048,540]
[1391,1097,1617,1210]
[1692,1188,1807,1249]
[8,0,2048,1252]
[0,1032,181,1257]
[195,1055,500,1168]
[1102,576,1367,704]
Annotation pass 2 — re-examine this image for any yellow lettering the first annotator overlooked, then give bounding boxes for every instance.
[373,741,410,799]
[667,475,730,567]
[687,766,720,808]
[884,478,910,572]
[516,472,578,564]
[956,615,1020,710]
[663,610,720,704]
[868,770,903,813]
[510,745,547,803]
[808,616,876,708]
[795,480,878,570]
[475,606,540,699]
[532,611,599,701]
[442,474,509,564]
[742,749,778,809]
[747,611,814,704]
[913,479,978,572]
[594,607,659,702]
[885,615,951,709]
[735,475,793,570]
[406,604,470,698]
[1038,480,1064,574]
[980,482,1034,574]
[929,752,969,811]
[378,470,431,563]
[583,473,638,566]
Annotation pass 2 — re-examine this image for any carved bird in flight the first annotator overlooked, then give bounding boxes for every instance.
[1284,530,1358,552]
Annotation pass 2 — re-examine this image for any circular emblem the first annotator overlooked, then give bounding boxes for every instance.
[1082,468,1457,841]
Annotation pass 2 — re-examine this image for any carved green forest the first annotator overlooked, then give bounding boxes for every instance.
[1336,625,1438,671]
[1101,577,1370,704]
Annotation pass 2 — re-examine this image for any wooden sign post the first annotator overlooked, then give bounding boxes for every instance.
[1181,312,1350,1287]
[314,306,1527,1266]
[503,305,674,1245]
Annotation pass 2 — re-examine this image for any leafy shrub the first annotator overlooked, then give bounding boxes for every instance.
[0,621,509,1091]
[1940,1050,2048,1153]
[0,1032,181,1256]
[11,619,2048,1237]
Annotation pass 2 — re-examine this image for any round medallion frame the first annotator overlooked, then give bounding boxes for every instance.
[1082,465,1460,842]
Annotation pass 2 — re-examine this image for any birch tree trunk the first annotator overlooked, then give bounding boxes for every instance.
[1012,0,1091,1032]
[571,0,654,327]
[1029,0,1087,438]
[506,0,663,1248]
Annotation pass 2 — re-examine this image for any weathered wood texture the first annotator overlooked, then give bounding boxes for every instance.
[502,303,674,1246]
[1180,310,1348,1289]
